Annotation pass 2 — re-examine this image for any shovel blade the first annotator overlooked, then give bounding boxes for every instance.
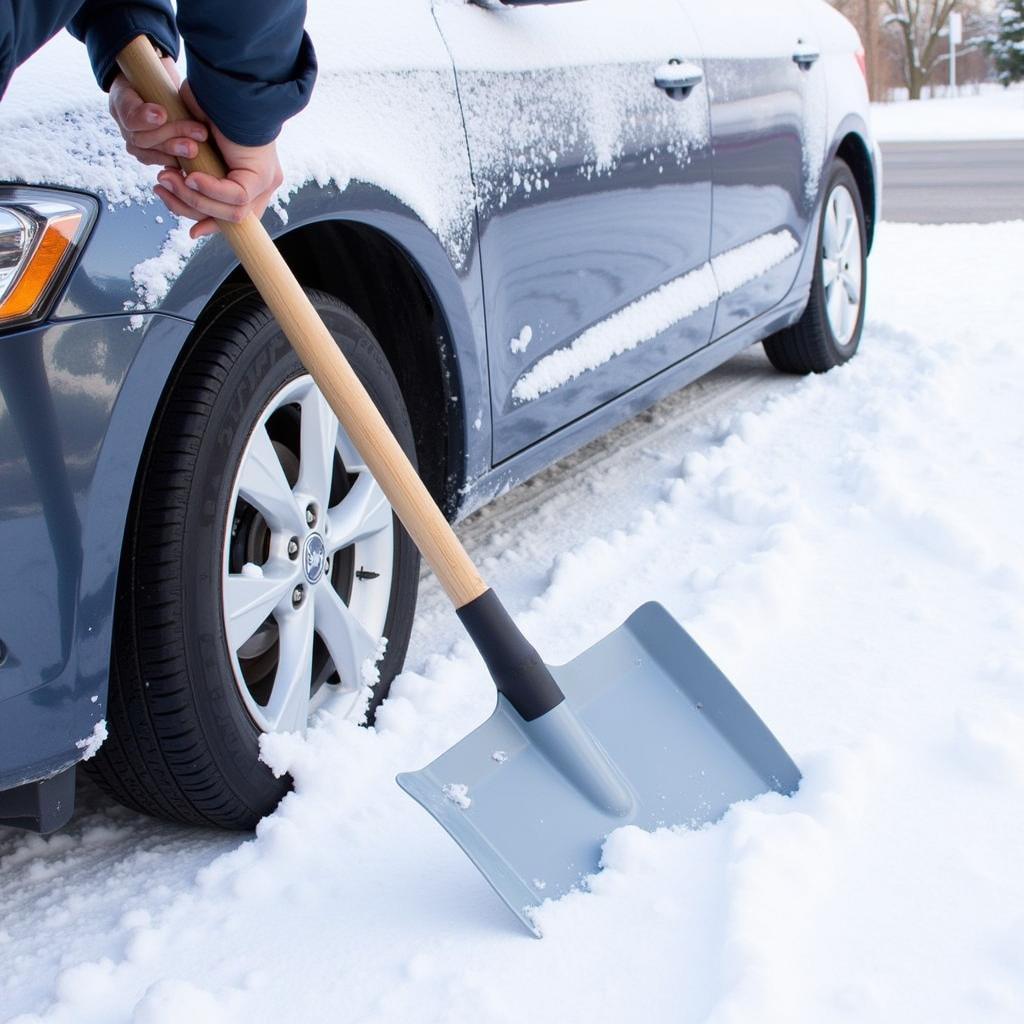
[397,602,800,934]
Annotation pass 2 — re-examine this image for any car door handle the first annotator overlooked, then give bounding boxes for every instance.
[793,46,820,70]
[654,60,703,99]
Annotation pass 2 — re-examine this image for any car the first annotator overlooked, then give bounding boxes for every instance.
[0,0,879,833]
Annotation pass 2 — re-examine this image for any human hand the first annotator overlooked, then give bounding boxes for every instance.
[153,82,284,239]
[109,57,209,169]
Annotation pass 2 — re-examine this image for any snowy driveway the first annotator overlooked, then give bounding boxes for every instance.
[2,221,1023,1023]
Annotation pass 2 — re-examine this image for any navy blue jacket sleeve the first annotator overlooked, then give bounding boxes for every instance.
[69,0,316,148]
[68,0,179,91]
[3,0,175,99]
[176,0,317,147]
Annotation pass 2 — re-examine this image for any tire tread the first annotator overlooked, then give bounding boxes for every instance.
[763,160,867,375]
[89,298,296,827]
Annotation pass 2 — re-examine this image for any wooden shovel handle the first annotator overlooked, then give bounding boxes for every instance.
[116,36,488,609]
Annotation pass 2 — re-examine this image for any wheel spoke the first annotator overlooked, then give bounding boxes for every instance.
[823,198,839,255]
[237,425,305,535]
[839,284,857,340]
[841,270,861,307]
[836,184,851,220]
[326,473,392,553]
[224,564,300,651]
[331,421,366,475]
[266,601,315,734]
[296,387,339,510]
[828,280,847,334]
[822,257,840,287]
[838,210,857,258]
[314,585,381,693]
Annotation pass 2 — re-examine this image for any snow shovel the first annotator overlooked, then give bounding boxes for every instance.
[118,38,802,935]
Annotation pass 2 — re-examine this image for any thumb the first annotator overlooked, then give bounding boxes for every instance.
[227,167,268,201]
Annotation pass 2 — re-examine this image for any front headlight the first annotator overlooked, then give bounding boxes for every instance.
[0,189,96,329]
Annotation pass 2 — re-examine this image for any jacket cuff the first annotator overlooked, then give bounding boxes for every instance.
[185,31,317,147]
[76,8,180,92]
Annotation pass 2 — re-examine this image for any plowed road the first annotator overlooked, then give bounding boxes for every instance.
[881,140,1024,223]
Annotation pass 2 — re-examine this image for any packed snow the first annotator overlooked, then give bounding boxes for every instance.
[2,220,1023,1022]
[512,230,797,403]
[871,84,1024,142]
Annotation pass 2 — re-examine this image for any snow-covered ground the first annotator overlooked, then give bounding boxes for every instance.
[3,219,1024,1022]
[872,84,1024,141]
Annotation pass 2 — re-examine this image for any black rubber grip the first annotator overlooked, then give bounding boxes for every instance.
[456,590,565,722]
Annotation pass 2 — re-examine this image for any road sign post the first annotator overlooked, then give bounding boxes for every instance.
[949,11,963,93]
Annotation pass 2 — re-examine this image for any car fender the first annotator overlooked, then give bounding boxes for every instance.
[4,189,485,791]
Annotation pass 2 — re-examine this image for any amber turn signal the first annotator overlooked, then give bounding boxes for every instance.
[0,213,83,325]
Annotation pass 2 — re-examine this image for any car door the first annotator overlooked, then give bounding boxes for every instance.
[679,0,826,340]
[434,0,713,462]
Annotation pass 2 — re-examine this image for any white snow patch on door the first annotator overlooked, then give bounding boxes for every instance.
[512,266,718,403]
[512,231,797,403]
[709,230,799,296]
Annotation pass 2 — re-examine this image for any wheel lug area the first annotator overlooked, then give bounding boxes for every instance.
[287,537,300,560]
[305,504,317,528]
[292,584,305,608]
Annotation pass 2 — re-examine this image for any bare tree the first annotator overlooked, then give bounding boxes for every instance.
[830,0,993,98]
[882,0,959,98]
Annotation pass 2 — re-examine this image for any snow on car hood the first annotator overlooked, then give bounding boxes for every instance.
[0,4,476,281]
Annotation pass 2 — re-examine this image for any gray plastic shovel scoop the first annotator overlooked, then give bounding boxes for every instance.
[398,600,801,935]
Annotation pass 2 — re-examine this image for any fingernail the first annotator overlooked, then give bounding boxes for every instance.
[186,177,200,191]
[176,143,191,157]
[146,110,162,125]
[190,129,207,142]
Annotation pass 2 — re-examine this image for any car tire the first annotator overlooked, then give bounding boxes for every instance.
[763,159,867,374]
[87,289,420,829]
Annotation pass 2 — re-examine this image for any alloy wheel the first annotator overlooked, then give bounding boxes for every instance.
[221,375,395,734]
[821,183,863,347]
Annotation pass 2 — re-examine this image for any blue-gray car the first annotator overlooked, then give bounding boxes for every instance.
[0,0,880,832]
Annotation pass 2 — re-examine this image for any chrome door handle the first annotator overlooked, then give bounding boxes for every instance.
[793,46,820,69]
[655,60,704,99]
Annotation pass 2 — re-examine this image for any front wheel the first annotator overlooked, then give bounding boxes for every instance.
[88,290,420,829]
[763,160,868,374]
